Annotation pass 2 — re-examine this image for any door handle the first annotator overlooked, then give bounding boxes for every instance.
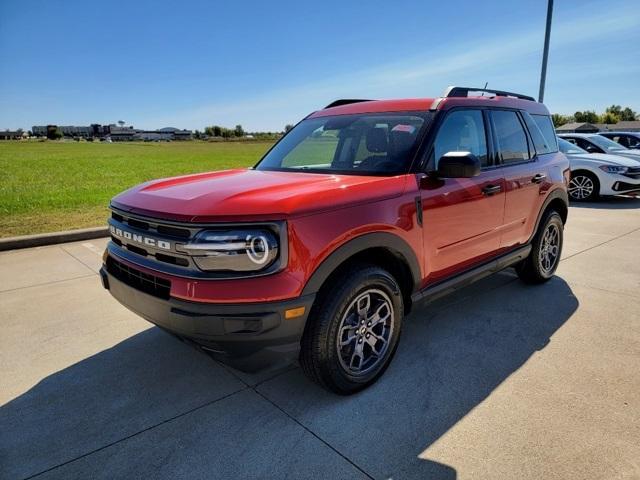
[532,173,547,184]
[482,184,502,196]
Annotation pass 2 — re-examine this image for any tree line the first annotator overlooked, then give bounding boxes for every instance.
[197,124,291,140]
[552,105,639,127]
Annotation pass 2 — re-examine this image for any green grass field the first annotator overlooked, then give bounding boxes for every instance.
[0,141,273,238]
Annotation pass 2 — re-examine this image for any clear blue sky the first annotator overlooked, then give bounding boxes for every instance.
[1,0,638,131]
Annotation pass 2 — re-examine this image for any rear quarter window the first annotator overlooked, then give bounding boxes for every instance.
[530,114,558,154]
[491,110,531,164]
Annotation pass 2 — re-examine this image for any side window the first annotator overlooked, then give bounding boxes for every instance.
[530,114,558,154]
[627,136,640,148]
[491,110,531,164]
[611,135,626,147]
[575,138,596,152]
[432,110,488,168]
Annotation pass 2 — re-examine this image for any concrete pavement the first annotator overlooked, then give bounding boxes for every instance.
[1,198,639,479]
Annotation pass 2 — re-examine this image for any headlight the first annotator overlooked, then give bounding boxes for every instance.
[178,229,279,272]
[599,165,628,174]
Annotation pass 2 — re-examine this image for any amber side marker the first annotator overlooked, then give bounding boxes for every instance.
[285,306,306,320]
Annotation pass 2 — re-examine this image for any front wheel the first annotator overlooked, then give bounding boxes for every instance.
[300,265,403,394]
[568,171,599,201]
[516,211,564,284]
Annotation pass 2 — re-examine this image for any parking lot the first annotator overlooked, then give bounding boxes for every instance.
[1,198,639,480]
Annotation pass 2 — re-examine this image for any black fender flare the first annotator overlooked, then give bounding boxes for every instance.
[527,188,569,244]
[301,232,421,296]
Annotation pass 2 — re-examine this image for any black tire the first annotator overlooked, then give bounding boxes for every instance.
[568,170,599,202]
[300,265,404,395]
[516,211,564,284]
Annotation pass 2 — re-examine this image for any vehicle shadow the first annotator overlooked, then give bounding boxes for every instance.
[256,272,579,479]
[0,272,579,480]
[570,195,640,209]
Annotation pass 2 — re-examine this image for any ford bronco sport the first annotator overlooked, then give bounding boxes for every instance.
[101,86,569,394]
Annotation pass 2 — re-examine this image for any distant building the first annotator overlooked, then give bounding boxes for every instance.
[0,130,27,140]
[31,124,192,140]
[133,131,172,141]
[60,126,93,138]
[32,126,48,137]
[109,126,138,141]
[555,122,600,133]
[556,121,640,133]
[602,121,640,132]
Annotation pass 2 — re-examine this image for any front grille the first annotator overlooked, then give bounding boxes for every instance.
[106,256,171,300]
[157,225,191,238]
[623,167,640,179]
[127,218,150,230]
[110,234,190,267]
[613,181,640,192]
[111,211,190,238]
[109,208,196,270]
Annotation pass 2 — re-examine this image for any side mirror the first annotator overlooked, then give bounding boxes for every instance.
[437,151,481,178]
[585,145,597,153]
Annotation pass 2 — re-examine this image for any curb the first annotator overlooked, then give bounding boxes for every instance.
[0,227,109,252]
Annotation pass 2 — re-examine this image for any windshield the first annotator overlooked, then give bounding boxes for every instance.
[588,134,628,151]
[558,138,587,154]
[255,112,430,175]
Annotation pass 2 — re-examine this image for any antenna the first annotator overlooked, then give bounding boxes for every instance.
[481,82,488,97]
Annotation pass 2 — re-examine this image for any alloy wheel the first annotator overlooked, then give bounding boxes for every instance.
[336,289,394,376]
[538,223,560,274]
[568,175,594,200]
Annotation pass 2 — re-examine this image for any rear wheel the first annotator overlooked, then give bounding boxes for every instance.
[568,171,599,201]
[300,265,403,394]
[516,211,564,284]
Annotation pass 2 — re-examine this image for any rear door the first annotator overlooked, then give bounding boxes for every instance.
[419,108,506,282]
[490,110,550,248]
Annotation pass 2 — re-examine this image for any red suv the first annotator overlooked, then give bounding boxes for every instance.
[101,86,569,394]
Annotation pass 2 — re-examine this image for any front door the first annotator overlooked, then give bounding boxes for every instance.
[420,109,505,283]
[490,109,546,248]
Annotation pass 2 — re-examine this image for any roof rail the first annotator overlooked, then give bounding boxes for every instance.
[443,86,536,102]
[324,99,373,109]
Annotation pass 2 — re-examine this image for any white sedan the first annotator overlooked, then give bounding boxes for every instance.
[558,138,640,201]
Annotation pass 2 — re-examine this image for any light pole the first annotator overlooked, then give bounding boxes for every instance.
[538,0,554,103]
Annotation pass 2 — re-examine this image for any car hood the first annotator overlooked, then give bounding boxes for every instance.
[609,149,640,159]
[112,169,408,222]
[567,152,640,167]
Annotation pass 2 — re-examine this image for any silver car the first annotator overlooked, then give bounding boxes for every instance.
[557,133,640,161]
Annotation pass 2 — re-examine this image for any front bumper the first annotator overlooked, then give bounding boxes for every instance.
[600,174,640,196]
[100,265,315,372]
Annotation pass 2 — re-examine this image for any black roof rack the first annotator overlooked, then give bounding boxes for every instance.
[443,86,536,102]
[324,99,373,109]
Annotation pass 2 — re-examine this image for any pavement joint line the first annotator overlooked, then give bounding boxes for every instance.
[215,359,299,389]
[81,242,105,256]
[252,388,376,480]
[562,281,640,300]
[0,273,97,295]
[22,387,251,480]
[215,360,375,479]
[60,246,98,275]
[560,226,640,262]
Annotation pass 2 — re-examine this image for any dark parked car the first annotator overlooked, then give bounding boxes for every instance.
[598,131,640,150]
